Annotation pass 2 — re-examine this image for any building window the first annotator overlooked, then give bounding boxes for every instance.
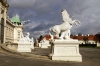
[18,31,20,38]
[6,27,8,37]
[9,28,10,37]
[92,42,94,44]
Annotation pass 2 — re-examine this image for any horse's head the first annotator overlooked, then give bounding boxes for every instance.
[72,19,80,26]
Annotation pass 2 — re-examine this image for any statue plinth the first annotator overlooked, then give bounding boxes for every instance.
[17,42,31,52]
[17,32,34,52]
[50,39,82,62]
[39,41,50,48]
[39,38,50,48]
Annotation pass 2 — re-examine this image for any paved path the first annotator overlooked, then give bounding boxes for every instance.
[0,46,100,66]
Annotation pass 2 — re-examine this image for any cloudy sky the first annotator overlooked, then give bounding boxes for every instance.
[7,0,100,38]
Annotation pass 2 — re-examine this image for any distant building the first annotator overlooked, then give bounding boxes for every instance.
[70,34,96,44]
[0,0,23,43]
[39,34,97,45]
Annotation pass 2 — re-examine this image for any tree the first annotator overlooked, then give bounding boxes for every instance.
[95,34,100,43]
[38,35,43,43]
[83,36,88,44]
[78,33,82,36]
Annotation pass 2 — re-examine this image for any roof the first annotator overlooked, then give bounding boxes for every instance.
[11,15,21,23]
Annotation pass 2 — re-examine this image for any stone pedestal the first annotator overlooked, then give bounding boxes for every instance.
[97,43,100,47]
[30,43,34,49]
[39,41,50,48]
[17,43,31,52]
[50,39,82,62]
[41,43,50,48]
[16,32,34,52]
[17,37,32,52]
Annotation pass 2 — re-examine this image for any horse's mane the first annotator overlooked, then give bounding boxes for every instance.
[61,9,72,23]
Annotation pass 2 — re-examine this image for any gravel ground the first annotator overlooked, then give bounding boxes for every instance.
[0,47,100,66]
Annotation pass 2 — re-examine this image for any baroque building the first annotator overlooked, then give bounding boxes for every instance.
[0,0,9,43]
[10,15,23,43]
[0,0,23,43]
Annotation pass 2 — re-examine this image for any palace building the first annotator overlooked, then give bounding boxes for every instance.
[0,0,23,43]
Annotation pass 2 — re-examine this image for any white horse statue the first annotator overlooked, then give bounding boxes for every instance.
[49,9,80,40]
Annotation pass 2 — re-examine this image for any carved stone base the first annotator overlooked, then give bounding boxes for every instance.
[41,44,49,48]
[31,44,34,49]
[39,41,50,48]
[17,44,31,52]
[50,39,82,62]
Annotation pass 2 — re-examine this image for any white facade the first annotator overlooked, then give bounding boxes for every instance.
[78,40,96,44]
[13,25,23,43]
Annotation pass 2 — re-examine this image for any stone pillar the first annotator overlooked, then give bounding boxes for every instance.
[0,9,1,22]
[0,5,2,43]
[3,8,7,43]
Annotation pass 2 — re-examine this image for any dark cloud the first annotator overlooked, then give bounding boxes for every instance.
[7,0,100,38]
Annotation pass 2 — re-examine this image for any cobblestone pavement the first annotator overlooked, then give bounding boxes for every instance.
[0,46,100,66]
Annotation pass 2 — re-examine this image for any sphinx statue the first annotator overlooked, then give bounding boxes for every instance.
[49,9,80,40]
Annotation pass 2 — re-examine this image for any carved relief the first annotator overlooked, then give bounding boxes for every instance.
[55,46,77,55]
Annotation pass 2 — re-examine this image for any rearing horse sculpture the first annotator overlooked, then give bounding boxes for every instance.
[49,9,80,40]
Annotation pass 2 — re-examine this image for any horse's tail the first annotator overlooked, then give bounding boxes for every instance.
[49,28,54,40]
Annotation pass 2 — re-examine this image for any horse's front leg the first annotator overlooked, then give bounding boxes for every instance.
[55,33,60,39]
